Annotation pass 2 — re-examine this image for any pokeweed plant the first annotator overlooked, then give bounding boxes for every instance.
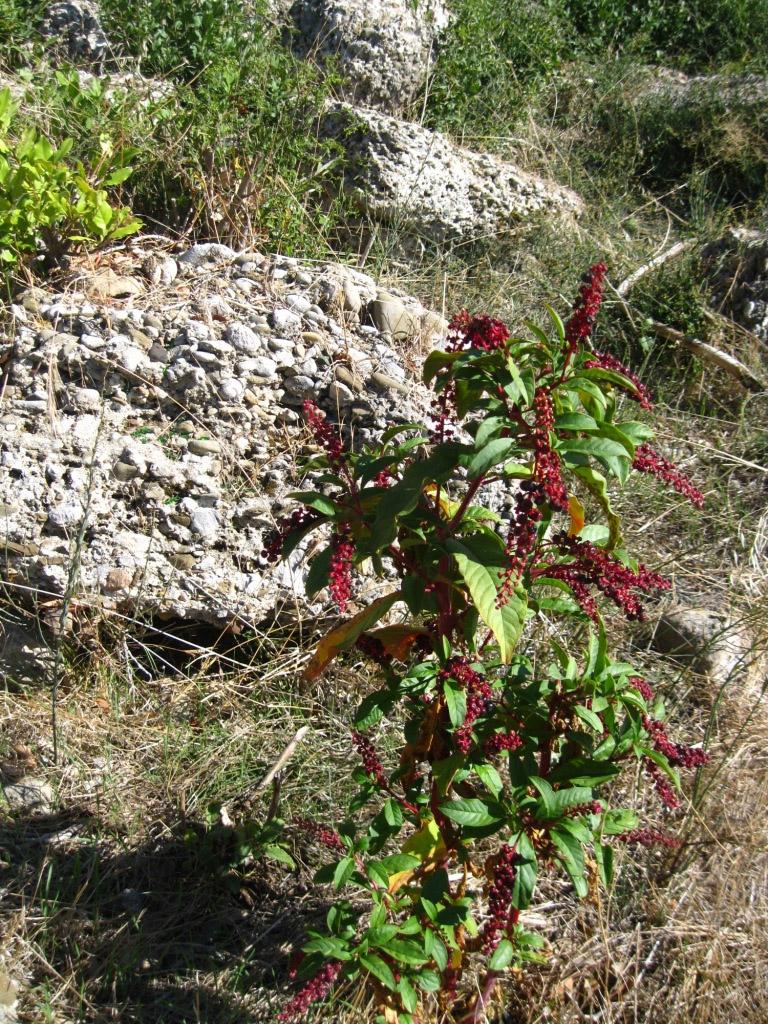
[266,264,708,1024]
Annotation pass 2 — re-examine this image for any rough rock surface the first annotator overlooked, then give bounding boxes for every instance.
[324,103,582,246]
[651,605,754,686]
[702,228,768,344]
[289,0,451,114]
[38,0,112,65]
[0,246,447,629]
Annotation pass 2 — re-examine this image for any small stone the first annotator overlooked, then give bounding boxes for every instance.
[168,553,196,570]
[118,347,149,374]
[2,776,54,814]
[148,343,170,363]
[327,380,355,406]
[113,461,139,482]
[249,356,278,378]
[47,500,85,528]
[270,308,302,334]
[87,269,145,299]
[333,365,361,391]
[177,243,236,267]
[190,507,219,542]
[300,331,324,345]
[282,374,315,398]
[188,439,222,456]
[226,322,262,356]
[104,568,132,591]
[219,379,244,402]
[128,327,152,350]
[369,296,419,341]
[343,278,361,313]
[370,370,408,394]
[295,271,313,286]
[285,293,311,314]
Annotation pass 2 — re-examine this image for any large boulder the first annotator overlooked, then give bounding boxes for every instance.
[701,228,768,345]
[38,0,112,66]
[0,247,445,632]
[323,103,582,247]
[289,0,451,114]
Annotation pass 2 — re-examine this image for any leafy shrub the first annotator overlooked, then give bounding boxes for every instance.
[423,0,573,136]
[263,266,708,1022]
[561,0,768,71]
[0,86,141,278]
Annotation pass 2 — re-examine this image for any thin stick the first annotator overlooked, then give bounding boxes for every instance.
[608,282,766,392]
[254,725,310,793]
[615,241,694,296]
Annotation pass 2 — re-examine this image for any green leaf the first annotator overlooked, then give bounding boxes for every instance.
[287,491,338,516]
[424,930,448,971]
[304,546,332,598]
[555,412,599,431]
[355,691,395,730]
[379,854,420,875]
[557,436,632,459]
[600,808,640,835]
[446,539,527,664]
[474,762,503,799]
[263,844,296,869]
[550,825,589,897]
[383,939,429,965]
[423,349,462,386]
[444,676,467,728]
[415,969,442,992]
[489,938,515,970]
[439,798,503,827]
[505,357,532,406]
[568,464,621,550]
[543,304,566,344]
[397,977,419,1012]
[548,758,620,785]
[575,704,604,733]
[467,438,518,478]
[511,832,537,909]
[104,166,133,185]
[360,953,396,990]
[333,856,355,889]
[594,841,614,887]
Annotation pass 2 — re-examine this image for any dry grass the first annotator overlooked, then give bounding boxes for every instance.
[2,245,768,1024]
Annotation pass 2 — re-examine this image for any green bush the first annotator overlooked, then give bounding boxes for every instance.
[0,86,141,278]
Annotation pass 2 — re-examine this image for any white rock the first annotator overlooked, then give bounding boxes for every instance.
[226,322,263,356]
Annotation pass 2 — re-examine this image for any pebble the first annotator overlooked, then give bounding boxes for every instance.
[248,356,278,378]
[219,379,244,402]
[113,461,140,482]
[188,438,222,456]
[282,374,315,398]
[285,293,311,314]
[190,507,220,542]
[270,308,302,333]
[225,322,262,356]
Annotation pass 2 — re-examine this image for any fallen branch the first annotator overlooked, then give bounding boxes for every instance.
[255,724,311,794]
[616,240,695,296]
[608,282,766,393]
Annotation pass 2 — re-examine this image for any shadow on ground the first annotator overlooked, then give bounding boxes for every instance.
[0,804,325,1023]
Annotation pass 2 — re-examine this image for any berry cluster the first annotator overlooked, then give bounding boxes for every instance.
[643,759,680,809]
[482,844,517,951]
[532,390,569,510]
[439,658,493,754]
[303,400,349,470]
[277,961,342,1021]
[618,827,681,849]
[541,532,671,622]
[630,676,655,703]
[643,714,711,770]
[262,506,321,563]
[584,351,653,409]
[483,730,522,755]
[352,731,388,786]
[329,531,355,612]
[632,443,705,508]
[292,817,345,852]
[461,314,511,353]
[355,632,394,669]
[564,262,607,355]
[497,480,546,606]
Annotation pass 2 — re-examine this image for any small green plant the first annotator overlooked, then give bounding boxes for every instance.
[0,86,141,277]
[265,265,708,1022]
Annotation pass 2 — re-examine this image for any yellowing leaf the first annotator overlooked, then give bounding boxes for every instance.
[301,592,401,684]
[568,494,585,537]
[388,818,446,893]
[368,624,429,660]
